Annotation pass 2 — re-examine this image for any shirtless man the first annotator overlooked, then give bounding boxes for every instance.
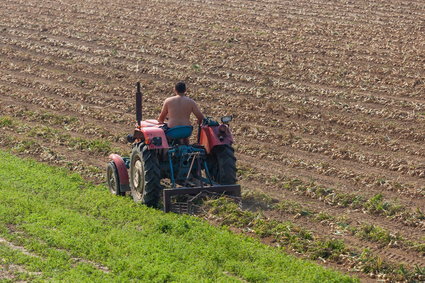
[157,82,204,128]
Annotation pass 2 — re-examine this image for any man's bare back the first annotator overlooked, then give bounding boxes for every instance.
[158,82,204,128]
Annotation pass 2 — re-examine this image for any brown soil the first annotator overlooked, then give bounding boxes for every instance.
[0,0,424,281]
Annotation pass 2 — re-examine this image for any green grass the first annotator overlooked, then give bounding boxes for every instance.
[364,193,404,216]
[12,140,41,153]
[275,200,312,216]
[0,150,356,282]
[242,190,276,210]
[355,224,401,246]
[0,116,14,127]
[68,137,112,154]
[276,177,422,223]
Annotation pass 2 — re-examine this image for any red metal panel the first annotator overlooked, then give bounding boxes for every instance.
[108,154,129,186]
[211,124,234,145]
[200,126,234,153]
[141,127,169,149]
[199,128,212,153]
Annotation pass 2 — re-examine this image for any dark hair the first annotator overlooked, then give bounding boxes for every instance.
[175,82,186,94]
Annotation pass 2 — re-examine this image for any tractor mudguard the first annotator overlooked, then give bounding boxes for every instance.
[200,125,234,153]
[108,154,130,192]
[141,127,169,149]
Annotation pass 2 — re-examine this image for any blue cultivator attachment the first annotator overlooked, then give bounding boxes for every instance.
[163,144,240,213]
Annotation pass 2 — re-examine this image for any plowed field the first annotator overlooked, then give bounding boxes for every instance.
[0,0,424,281]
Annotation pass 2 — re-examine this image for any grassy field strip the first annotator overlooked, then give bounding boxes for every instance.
[0,232,109,282]
[0,150,355,282]
[0,241,43,281]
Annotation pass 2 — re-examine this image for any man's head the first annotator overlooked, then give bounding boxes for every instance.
[175,81,186,95]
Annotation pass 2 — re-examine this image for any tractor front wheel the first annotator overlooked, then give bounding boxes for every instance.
[130,144,162,208]
[106,162,125,196]
[208,145,237,185]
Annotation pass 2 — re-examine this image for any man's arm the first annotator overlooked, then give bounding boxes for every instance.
[158,100,168,124]
[192,101,204,125]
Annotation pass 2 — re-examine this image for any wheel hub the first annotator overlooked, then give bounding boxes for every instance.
[107,165,117,194]
[133,159,144,196]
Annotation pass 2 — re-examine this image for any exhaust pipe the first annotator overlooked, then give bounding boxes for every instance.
[136,82,142,126]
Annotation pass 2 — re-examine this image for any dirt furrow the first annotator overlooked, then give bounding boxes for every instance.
[2,2,424,90]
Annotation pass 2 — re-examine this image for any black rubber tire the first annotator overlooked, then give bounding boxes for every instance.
[106,162,125,196]
[130,143,162,208]
[208,145,237,185]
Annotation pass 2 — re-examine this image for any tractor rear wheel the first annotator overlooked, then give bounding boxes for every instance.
[208,145,237,185]
[106,162,125,196]
[130,143,162,208]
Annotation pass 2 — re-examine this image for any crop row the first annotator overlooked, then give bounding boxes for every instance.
[1,17,423,109]
[243,191,424,255]
[204,197,425,282]
[2,82,421,205]
[4,0,424,97]
[1,34,424,145]
[236,143,423,199]
[0,116,127,156]
[0,118,111,181]
[0,82,129,124]
[2,40,422,162]
[235,127,424,178]
[1,50,420,212]
[1,73,422,200]
[3,69,423,184]
[233,108,425,145]
[235,119,424,159]
[1,47,423,183]
[237,163,424,228]
[1,80,423,200]
[1,25,424,120]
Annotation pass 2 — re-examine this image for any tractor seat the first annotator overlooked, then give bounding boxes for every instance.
[165,126,193,139]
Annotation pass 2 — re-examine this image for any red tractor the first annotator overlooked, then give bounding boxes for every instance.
[106,83,240,213]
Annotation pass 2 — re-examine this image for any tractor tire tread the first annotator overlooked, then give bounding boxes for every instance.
[130,143,162,208]
[211,145,237,185]
[141,145,161,207]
